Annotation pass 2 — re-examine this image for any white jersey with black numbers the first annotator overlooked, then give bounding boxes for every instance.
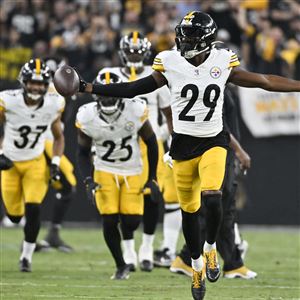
[152,48,240,137]
[98,66,171,139]
[76,99,147,176]
[0,89,65,161]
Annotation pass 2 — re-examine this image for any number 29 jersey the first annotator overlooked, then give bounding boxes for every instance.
[0,89,65,161]
[76,99,148,176]
[152,48,240,138]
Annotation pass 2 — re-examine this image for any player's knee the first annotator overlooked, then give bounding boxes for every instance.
[6,213,23,224]
[202,191,222,210]
[102,214,119,230]
[120,214,142,232]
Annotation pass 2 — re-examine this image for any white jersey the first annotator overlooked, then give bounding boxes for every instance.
[0,89,65,161]
[152,48,240,137]
[98,66,171,139]
[76,99,147,175]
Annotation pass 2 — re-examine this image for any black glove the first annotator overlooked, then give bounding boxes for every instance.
[73,67,87,92]
[143,179,163,204]
[83,176,101,205]
[0,154,13,170]
[49,163,61,183]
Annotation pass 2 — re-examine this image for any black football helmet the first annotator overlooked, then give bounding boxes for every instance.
[94,71,123,115]
[175,11,217,59]
[119,31,151,68]
[18,58,51,101]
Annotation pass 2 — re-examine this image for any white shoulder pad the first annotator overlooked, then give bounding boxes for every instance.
[76,102,97,128]
[0,89,22,110]
[152,50,174,73]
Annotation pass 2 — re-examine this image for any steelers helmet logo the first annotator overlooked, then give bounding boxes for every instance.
[125,121,134,131]
[210,67,221,79]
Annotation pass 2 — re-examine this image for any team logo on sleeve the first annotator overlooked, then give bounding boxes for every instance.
[210,67,221,79]
[125,121,134,131]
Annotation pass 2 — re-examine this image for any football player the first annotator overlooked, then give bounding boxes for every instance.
[65,11,300,300]
[97,32,179,272]
[35,57,77,253]
[0,59,65,272]
[76,72,159,280]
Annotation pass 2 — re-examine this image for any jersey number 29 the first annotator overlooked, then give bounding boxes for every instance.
[179,84,221,122]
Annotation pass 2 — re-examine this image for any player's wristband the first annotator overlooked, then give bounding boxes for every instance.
[51,156,61,166]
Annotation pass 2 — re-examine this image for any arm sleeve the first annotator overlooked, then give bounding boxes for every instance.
[76,144,93,180]
[143,133,158,180]
[92,75,158,98]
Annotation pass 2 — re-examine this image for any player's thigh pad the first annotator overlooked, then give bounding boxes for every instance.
[173,157,201,213]
[199,146,227,191]
[94,170,120,214]
[161,163,178,203]
[120,174,144,215]
[22,154,49,204]
[1,166,24,216]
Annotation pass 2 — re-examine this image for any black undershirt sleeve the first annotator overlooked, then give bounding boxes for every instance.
[77,144,93,180]
[142,133,158,180]
[91,75,158,98]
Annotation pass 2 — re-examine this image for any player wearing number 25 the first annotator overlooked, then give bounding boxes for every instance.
[76,72,159,280]
[0,59,65,272]
[56,11,300,300]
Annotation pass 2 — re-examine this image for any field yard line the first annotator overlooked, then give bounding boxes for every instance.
[1,282,300,290]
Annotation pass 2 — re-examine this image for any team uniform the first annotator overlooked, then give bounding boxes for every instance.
[0,88,65,216]
[76,98,148,215]
[152,47,240,213]
[98,66,177,203]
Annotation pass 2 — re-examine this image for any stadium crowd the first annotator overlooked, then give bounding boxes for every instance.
[0,0,299,84]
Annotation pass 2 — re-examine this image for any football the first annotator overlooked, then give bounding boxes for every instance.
[53,65,79,97]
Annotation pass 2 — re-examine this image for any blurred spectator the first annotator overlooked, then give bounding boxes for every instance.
[147,11,175,56]
[6,0,39,47]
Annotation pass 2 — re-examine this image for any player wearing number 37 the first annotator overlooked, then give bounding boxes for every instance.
[0,59,65,272]
[55,11,300,300]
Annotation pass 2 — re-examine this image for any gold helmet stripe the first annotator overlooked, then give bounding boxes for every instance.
[35,59,41,74]
[184,11,195,22]
[133,31,138,45]
[105,72,111,84]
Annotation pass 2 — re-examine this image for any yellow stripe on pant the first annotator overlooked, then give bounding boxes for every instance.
[173,146,227,213]
[1,153,48,216]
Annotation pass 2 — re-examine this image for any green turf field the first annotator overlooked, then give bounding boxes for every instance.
[1,226,299,300]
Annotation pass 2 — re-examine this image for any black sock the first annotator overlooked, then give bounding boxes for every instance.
[202,193,223,244]
[51,192,72,225]
[143,195,159,235]
[181,208,202,259]
[24,203,41,243]
[102,214,125,268]
[120,214,142,240]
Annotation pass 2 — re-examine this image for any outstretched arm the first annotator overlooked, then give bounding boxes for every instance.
[80,71,167,98]
[229,68,300,92]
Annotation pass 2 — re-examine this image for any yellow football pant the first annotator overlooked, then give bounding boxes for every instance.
[173,146,227,213]
[1,153,48,216]
[94,170,144,215]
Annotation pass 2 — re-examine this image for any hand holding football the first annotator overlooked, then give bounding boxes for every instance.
[53,65,79,97]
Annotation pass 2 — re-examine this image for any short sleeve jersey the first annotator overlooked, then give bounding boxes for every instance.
[0,89,65,161]
[98,66,171,139]
[76,99,148,175]
[152,48,240,138]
